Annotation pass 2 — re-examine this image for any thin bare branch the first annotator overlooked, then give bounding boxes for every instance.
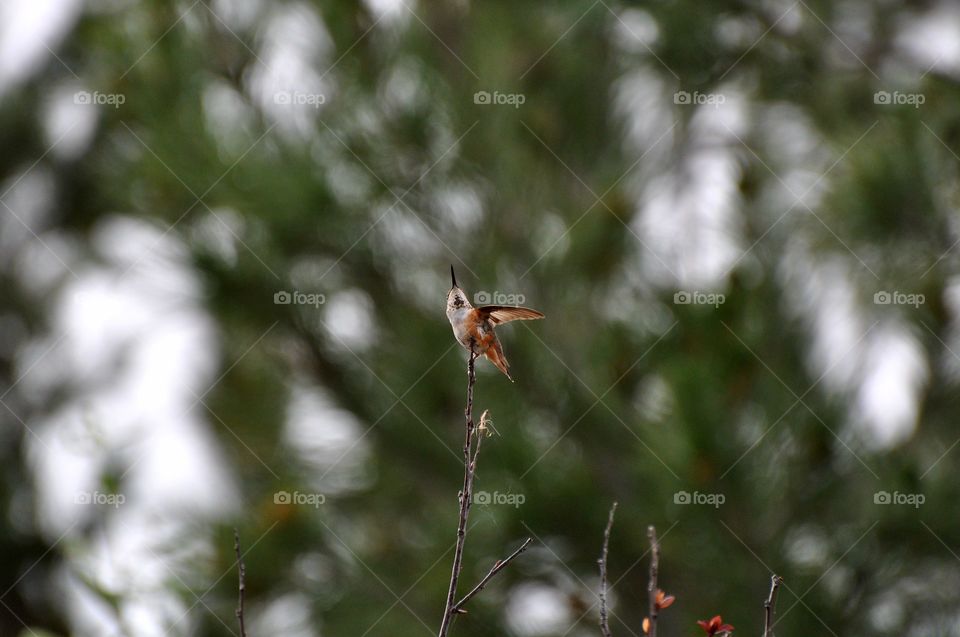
[598,502,618,637]
[453,538,533,612]
[647,526,660,637]
[763,574,783,637]
[438,348,479,637]
[234,528,247,637]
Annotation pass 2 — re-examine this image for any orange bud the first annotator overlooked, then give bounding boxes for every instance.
[655,589,676,609]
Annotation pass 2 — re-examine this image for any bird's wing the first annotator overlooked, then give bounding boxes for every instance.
[477,306,545,325]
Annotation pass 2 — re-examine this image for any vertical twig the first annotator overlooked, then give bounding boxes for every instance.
[439,348,478,637]
[598,502,618,637]
[763,574,783,637]
[234,529,247,637]
[647,526,660,637]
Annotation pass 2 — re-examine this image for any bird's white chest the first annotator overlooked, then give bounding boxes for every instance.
[448,307,476,348]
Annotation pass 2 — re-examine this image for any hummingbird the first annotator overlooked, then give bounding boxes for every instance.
[446,266,545,381]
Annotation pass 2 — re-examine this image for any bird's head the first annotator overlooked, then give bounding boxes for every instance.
[446,265,470,313]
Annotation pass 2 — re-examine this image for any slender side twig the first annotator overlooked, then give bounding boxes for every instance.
[453,537,533,613]
[234,529,247,637]
[471,410,486,466]
[439,348,479,637]
[763,574,783,637]
[647,526,660,637]
[598,502,618,637]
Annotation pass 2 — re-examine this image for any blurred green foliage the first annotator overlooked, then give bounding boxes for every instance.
[3,1,960,636]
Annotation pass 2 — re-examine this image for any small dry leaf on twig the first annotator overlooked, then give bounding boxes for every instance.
[477,409,497,437]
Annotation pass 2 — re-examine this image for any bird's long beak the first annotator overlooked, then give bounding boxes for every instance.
[450,265,457,288]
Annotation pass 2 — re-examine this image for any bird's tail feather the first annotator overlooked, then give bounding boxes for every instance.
[484,341,514,382]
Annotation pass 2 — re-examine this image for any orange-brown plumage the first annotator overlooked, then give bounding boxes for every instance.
[445,267,544,381]
[465,312,514,379]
